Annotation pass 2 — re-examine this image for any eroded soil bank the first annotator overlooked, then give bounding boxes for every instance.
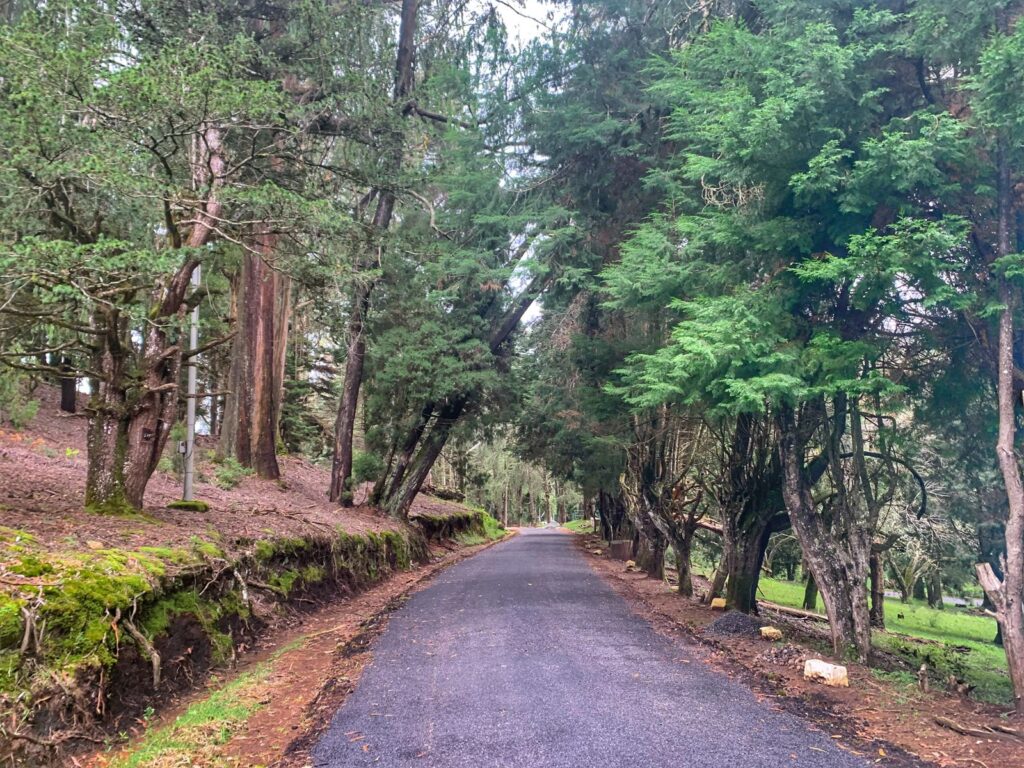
[0,507,494,766]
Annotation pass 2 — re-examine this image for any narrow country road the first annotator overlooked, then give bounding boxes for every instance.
[312,530,871,768]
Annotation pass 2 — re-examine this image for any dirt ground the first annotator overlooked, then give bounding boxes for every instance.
[573,531,1024,768]
[0,386,468,556]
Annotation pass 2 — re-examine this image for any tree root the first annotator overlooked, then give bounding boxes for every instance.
[934,716,1024,742]
[6,729,105,747]
[112,607,161,689]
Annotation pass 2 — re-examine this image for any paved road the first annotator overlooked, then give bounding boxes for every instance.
[312,530,870,768]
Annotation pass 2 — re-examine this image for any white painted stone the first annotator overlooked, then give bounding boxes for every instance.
[803,658,849,687]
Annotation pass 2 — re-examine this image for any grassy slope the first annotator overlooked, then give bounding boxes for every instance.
[756,576,1010,705]
[563,519,596,534]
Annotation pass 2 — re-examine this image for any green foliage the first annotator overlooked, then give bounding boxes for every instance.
[212,457,254,490]
[563,518,596,534]
[0,370,38,429]
[352,450,386,485]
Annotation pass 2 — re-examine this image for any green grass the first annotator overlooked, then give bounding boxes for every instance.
[563,518,596,533]
[480,512,506,541]
[108,663,272,767]
[454,512,507,546]
[756,575,1010,705]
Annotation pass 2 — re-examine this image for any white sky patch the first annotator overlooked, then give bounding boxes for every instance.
[490,0,562,47]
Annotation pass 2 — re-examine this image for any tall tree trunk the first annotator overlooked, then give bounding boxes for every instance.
[926,570,943,610]
[59,357,76,413]
[869,549,886,628]
[977,142,1024,717]
[634,528,665,579]
[329,0,418,505]
[222,238,288,479]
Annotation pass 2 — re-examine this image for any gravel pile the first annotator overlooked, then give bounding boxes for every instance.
[755,643,808,670]
[702,610,764,638]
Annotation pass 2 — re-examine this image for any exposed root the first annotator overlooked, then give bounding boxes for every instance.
[113,607,161,689]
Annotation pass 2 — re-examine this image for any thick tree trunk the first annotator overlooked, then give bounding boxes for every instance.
[912,577,926,601]
[380,397,466,518]
[634,529,665,579]
[85,272,196,511]
[675,535,694,597]
[724,520,770,613]
[779,404,872,660]
[869,550,886,628]
[222,240,288,479]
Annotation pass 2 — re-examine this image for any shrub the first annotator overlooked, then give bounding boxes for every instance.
[352,450,386,484]
[0,369,39,428]
[213,457,253,489]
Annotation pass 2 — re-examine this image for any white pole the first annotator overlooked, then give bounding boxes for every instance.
[183,264,201,501]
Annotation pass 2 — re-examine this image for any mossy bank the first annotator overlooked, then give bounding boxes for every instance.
[0,508,492,765]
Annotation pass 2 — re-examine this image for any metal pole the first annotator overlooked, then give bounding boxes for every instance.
[183,264,201,501]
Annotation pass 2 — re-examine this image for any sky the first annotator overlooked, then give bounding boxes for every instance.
[492,0,562,46]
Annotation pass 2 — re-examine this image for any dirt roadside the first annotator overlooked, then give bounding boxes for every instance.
[571,530,1024,768]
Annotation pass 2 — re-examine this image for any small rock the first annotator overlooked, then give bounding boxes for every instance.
[86,540,105,550]
[760,626,783,641]
[803,658,849,687]
[710,597,727,611]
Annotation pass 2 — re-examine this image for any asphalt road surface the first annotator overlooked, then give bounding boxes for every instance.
[312,529,871,767]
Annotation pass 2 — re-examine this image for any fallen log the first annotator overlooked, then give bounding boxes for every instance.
[759,600,829,623]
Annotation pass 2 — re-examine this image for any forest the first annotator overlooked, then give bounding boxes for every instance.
[2,0,1024,760]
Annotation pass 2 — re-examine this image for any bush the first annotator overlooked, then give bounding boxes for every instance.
[0,369,39,428]
[352,450,386,484]
[213,457,253,489]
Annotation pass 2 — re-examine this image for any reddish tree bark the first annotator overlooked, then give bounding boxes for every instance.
[221,234,290,479]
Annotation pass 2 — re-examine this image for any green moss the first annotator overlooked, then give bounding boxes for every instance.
[268,569,299,596]
[0,527,37,546]
[138,547,196,566]
[254,536,309,563]
[85,497,146,517]
[140,591,204,638]
[190,537,224,560]
[254,540,276,562]
[10,555,53,577]
[167,500,210,512]
[0,649,19,692]
[301,564,326,584]
[0,596,23,648]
